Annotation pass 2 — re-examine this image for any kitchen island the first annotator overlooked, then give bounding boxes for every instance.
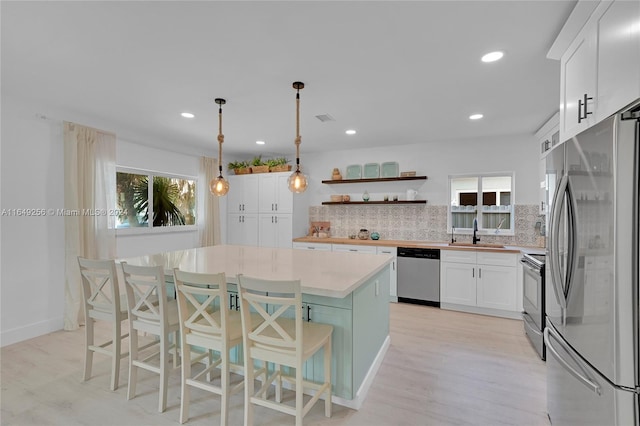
[119,244,392,409]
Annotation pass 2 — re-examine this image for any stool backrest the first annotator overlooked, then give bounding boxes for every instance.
[173,269,228,338]
[236,275,303,355]
[121,263,168,329]
[78,257,121,316]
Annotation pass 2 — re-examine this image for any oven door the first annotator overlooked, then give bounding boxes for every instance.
[521,258,543,329]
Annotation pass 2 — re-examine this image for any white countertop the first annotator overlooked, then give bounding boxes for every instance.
[119,244,393,299]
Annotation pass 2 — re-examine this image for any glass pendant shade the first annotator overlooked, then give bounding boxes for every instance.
[210,175,229,196]
[287,168,308,193]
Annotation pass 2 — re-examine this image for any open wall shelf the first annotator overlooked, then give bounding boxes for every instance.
[321,176,427,184]
[322,200,426,205]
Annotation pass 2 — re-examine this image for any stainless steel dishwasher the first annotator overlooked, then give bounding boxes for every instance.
[397,247,440,307]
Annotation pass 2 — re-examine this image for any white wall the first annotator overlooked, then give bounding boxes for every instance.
[1,97,66,346]
[302,133,539,207]
[0,95,201,346]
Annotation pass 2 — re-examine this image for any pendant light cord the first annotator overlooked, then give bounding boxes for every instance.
[295,88,301,169]
[218,105,224,175]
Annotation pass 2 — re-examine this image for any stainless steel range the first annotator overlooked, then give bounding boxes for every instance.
[521,252,545,360]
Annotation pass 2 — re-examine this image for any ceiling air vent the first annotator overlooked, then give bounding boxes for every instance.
[315,114,335,122]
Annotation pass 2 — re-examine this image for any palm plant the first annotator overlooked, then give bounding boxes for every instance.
[133,176,185,226]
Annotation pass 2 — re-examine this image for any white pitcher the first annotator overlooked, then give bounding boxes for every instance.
[406,189,418,201]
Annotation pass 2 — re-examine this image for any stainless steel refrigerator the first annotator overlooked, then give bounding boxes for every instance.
[544,100,640,425]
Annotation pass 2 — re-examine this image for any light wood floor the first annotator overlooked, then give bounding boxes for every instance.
[1,303,549,425]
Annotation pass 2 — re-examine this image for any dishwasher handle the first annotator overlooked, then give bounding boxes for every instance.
[397,247,440,259]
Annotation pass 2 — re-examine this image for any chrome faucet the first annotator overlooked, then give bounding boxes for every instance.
[473,218,481,244]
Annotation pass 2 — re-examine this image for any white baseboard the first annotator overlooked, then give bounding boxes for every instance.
[440,303,523,320]
[1,317,63,347]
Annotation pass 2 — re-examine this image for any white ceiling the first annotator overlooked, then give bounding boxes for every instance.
[1,1,576,158]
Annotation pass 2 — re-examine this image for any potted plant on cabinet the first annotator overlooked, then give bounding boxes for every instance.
[250,155,269,173]
[227,161,251,175]
[267,157,291,172]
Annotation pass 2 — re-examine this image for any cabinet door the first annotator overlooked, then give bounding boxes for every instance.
[228,214,258,246]
[596,0,640,121]
[258,215,277,248]
[227,214,244,245]
[377,247,397,300]
[304,303,353,399]
[258,174,278,213]
[560,25,597,141]
[476,264,517,311]
[227,176,244,214]
[258,214,292,248]
[440,262,476,306]
[274,173,293,214]
[275,214,293,248]
[258,173,293,214]
[242,175,260,213]
[228,174,259,214]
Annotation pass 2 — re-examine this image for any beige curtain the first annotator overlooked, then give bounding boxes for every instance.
[198,156,221,247]
[63,122,116,330]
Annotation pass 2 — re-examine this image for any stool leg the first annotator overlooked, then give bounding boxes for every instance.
[221,354,229,426]
[244,354,255,426]
[111,319,121,391]
[83,317,94,382]
[159,333,169,412]
[324,338,332,417]
[180,342,191,424]
[295,365,303,426]
[127,329,138,401]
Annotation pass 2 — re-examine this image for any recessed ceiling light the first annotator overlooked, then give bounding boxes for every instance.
[345,129,357,135]
[481,51,504,63]
[181,112,195,118]
[256,140,266,145]
[469,114,484,120]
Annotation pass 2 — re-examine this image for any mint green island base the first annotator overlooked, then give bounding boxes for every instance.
[121,245,392,410]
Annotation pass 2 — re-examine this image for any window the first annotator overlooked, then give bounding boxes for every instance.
[449,173,514,234]
[116,169,196,230]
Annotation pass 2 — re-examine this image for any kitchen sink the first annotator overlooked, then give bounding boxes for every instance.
[448,242,505,249]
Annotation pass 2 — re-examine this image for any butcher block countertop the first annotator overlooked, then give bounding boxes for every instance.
[293,236,545,255]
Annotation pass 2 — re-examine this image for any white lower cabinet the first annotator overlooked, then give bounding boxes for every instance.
[440,260,476,306]
[376,247,397,302]
[440,250,518,318]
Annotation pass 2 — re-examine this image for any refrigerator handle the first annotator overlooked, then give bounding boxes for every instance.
[544,326,601,395]
[564,179,580,307]
[550,174,569,310]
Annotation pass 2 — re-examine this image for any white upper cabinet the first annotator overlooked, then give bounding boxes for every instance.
[258,173,293,214]
[228,174,259,214]
[595,0,640,121]
[561,26,597,140]
[558,0,640,142]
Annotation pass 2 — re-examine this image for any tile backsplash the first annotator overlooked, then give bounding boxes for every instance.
[309,204,545,247]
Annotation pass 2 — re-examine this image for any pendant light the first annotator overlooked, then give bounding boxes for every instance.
[209,98,230,196]
[287,81,308,193]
